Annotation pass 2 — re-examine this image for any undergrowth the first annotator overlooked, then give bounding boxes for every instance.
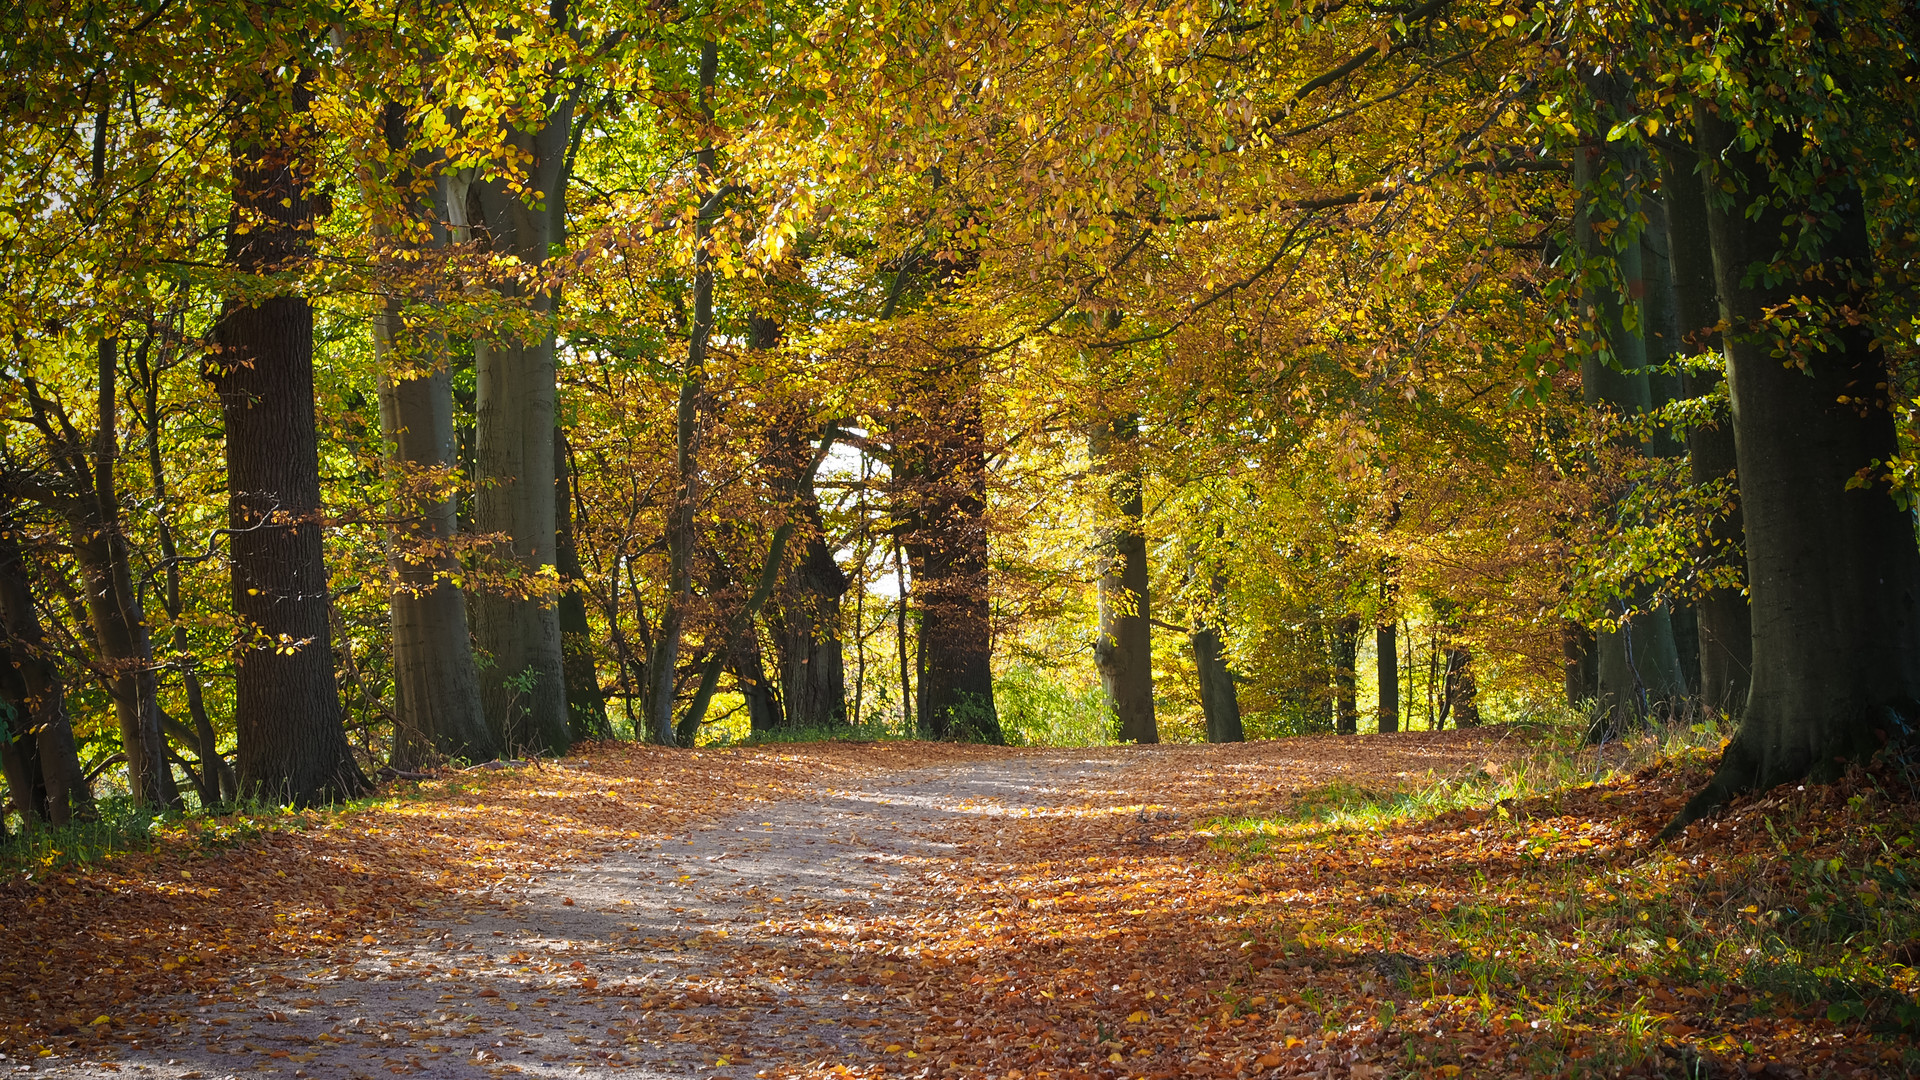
[1202,712,1920,1076]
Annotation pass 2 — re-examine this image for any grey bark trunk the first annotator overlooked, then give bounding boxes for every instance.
[370,119,495,768]
[901,390,1001,744]
[730,629,785,734]
[1088,418,1155,744]
[1671,111,1920,830]
[1376,621,1399,733]
[555,427,610,740]
[1442,646,1480,727]
[648,40,718,747]
[763,381,848,730]
[1191,622,1243,743]
[1664,150,1753,714]
[1572,97,1687,734]
[469,44,577,757]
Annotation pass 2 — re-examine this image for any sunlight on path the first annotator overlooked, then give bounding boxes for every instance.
[28,735,1506,1080]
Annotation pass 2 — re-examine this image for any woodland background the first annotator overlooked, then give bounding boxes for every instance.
[2,0,1918,823]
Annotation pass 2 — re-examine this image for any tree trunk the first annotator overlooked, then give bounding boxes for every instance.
[70,339,175,807]
[730,629,785,734]
[556,427,610,741]
[1332,615,1359,735]
[371,123,495,768]
[1563,620,1598,707]
[213,77,366,806]
[1376,621,1399,734]
[136,342,235,803]
[648,40,718,747]
[1664,149,1753,715]
[0,526,91,825]
[1572,95,1688,735]
[1671,111,1920,829]
[470,69,575,758]
[900,374,1003,744]
[1089,417,1156,744]
[764,383,849,730]
[775,538,848,729]
[1442,646,1480,727]
[1191,620,1242,743]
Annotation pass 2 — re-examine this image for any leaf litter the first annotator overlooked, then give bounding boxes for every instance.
[4,730,1916,1079]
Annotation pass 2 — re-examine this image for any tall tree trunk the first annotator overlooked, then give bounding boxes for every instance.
[1088,417,1155,744]
[1332,615,1359,735]
[470,60,576,757]
[893,537,913,731]
[133,342,234,803]
[1664,150,1753,715]
[556,427,610,741]
[69,338,175,807]
[763,354,849,730]
[774,537,848,729]
[0,524,91,824]
[1376,621,1399,734]
[213,76,365,805]
[900,371,1003,744]
[1572,90,1687,735]
[648,40,718,747]
[1671,112,1920,829]
[371,113,495,768]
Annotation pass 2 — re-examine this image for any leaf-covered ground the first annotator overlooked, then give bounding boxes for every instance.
[5,729,1916,1078]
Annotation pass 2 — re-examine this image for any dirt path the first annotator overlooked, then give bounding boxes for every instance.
[34,750,1153,1080]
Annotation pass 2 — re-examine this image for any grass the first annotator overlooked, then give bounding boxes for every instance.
[1200,710,1920,1075]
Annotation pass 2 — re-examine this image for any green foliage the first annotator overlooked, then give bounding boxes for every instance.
[993,664,1115,748]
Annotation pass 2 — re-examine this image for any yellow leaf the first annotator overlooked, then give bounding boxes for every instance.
[89,1016,110,1027]
[1127,1010,1149,1023]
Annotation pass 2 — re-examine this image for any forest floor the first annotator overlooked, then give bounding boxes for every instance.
[2,727,1916,1079]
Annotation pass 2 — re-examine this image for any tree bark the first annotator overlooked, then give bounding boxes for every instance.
[370,112,495,768]
[132,342,236,803]
[1571,95,1688,735]
[1376,621,1399,734]
[213,76,365,805]
[556,427,610,741]
[1191,619,1243,743]
[1563,620,1598,707]
[899,372,1003,744]
[648,40,718,748]
[1332,615,1359,735]
[1089,417,1156,744]
[730,628,785,734]
[1664,149,1753,715]
[1670,111,1920,830]
[470,58,576,758]
[0,524,91,825]
[1442,645,1480,727]
[763,380,849,730]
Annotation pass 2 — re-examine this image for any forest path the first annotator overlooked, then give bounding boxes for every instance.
[33,750,1148,1080]
[28,731,1520,1080]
